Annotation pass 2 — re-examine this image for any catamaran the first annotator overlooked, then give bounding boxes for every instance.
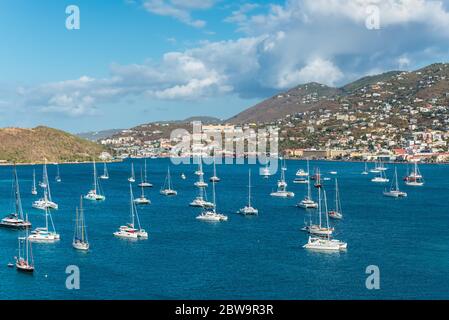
[16,229,34,273]
[261,162,271,178]
[134,184,151,205]
[270,159,294,198]
[114,184,148,239]
[194,159,208,187]
[301,187,334,236]
[361,162,369,175]
[84,160,106,201]
[33,161,58,210]
[297,175,318,209]
[384,167,407,197]
[404,161,424,186]
[160,166,177,196]
[294,159,310,184]
[28,199,60,243]
[31,169,38,195]
[100,162,109,180]
[238,169,258,215]
[190,185,214,208]
[55,164,61,183]
[328,178,343,219]
[303,190,346,252]
[73,197,89,251]
[196,181,228,222]
[371,170,389,183]
[138,159,153,187]
[1,166,32,229]
[128,162,136,182]
[209,158,220,182]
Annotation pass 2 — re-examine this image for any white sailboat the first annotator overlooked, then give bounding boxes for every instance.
[303,189,347,252]
[128,162,136,183]
[328,178,343,219]
[361,162,369,175]
[134,184,151,205]
[196,181,228,222]
[209,157,220,182]
[160,166,177,196]
[1,166,32,229]
[194,159,208,188]
[370,160,381,173]
[28,198,60,243]
[405,161,424,186]
[238,169,258,215]
[31,169,38,195]
[84,160,106,201]
[16,229,34,273]
[297,174,318,209]
[371,169,389,183]
[100,162,109,180]
[301,187,334,236]
[261,162,271,178]
[33,161,58,210]
[384,167,407,197]
[270,159,294,198]
[55,164,61,183]
[114,184,148,239]
[138,159,153,188]
[73,197,89,251]
[190,185,214,208]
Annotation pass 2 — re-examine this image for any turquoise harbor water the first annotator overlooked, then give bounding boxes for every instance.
[1,159,449,300]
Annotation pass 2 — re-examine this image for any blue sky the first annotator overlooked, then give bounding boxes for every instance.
[0,0,448,133]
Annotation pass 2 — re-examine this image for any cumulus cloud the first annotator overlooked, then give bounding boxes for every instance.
[142,0,216,28]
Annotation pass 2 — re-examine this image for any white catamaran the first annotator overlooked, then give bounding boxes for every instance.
[384,167,407,197]
[128,162,136,183]
[294,159,310,184]
[73,197,89,251]
[297,174,318,209]
[84,160,106,201]
[303,189,347,252]
[371,169,389,183]
[209,157,220,183]
[196,181,228,222]
[270,159,294,198]
[160,166,177,196]
[33,161,58,210]
[134,184,151,205]
[238,169,258,215]
[301,187,334,237]
[1,166,32,229]
[114,184,148,239]
[328,178,343,219]
[100,162,109,180]
[28,198,60,243]
[189,185,214,208]
[138,159,153,188]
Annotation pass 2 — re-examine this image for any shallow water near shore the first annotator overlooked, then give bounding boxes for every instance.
[0,159,448,299]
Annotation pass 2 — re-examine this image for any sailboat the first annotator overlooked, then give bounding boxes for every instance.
[404,161,424,186]
[328,178,343,219]
[16,229,34,273]
[313,168,322,188]
[194,159,208,188]
[114,184,148,239]
[361,162,369,175]
[270,159,294,198]
[1,166,32,229]
[160,166,177,196]
[209,158,220,182]
[138,159,153,188]
[196,181,228,222]
[303,189,347,252]
[190,185,214,208]
[294,159,309,184]
[261,162,271,178]
[238,169,258,215]
[134,184,151,205]
[384,168,407,197]
[84,160,106,201]
[73,197,89,251]
[33,161,58,210]
[28,197,60,243]
[297,174,318,209]
[128,162,136,182]
[371,169,389,183]
[100,162,109,180]
[55,164,61,182]
[370,160,381,173]
[301,187,334,236]
[31,169,38,195]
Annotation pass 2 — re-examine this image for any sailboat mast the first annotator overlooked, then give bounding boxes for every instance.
[144,159,147,182]
[212,181,216,213]
[318,187,322,227]
[14,167,24,220]
[130,184,135,228]
[168,167,171,190]
[323,190,331,240]
[248,169,251,207]
[335,179,339,212]
[93,160,97,193]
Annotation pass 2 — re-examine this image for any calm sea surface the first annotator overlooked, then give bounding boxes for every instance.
[1,159,448,299]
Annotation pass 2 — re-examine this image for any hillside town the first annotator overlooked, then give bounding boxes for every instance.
[100,63,449,163]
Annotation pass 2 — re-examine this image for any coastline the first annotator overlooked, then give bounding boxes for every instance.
[0,159,123,166]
